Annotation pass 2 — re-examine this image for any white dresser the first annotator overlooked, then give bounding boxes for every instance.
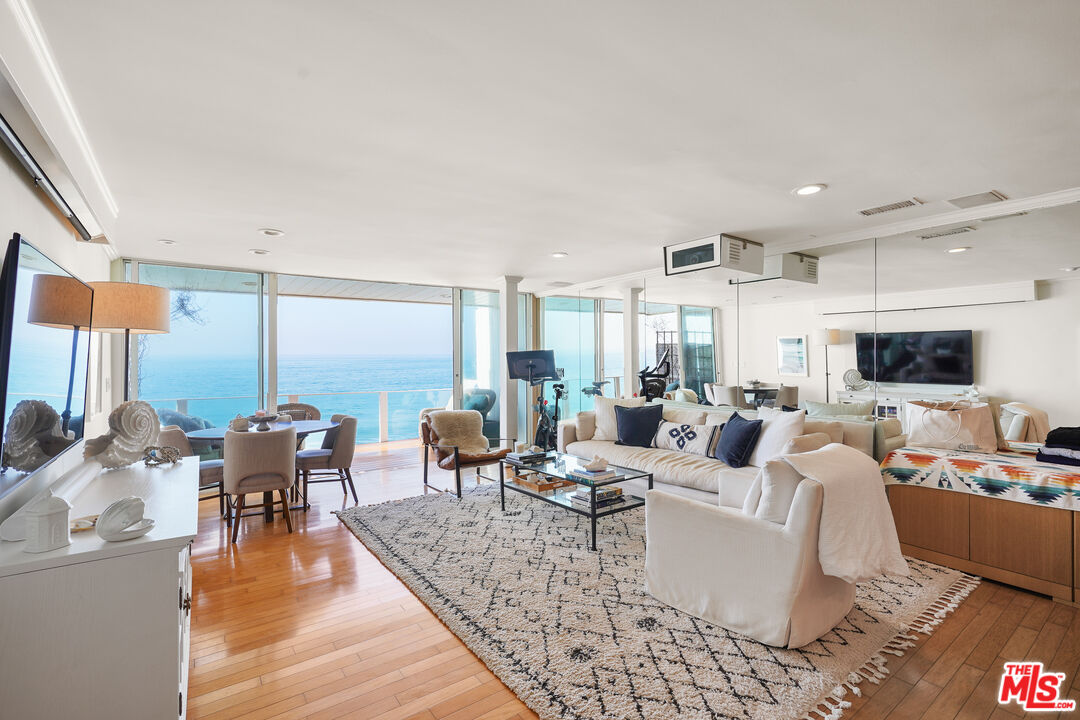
[0,458,198,719]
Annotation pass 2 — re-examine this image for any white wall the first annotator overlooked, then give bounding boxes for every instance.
[720,278,1080,427]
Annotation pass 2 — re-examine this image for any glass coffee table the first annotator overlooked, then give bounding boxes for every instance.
[493,452,653,551]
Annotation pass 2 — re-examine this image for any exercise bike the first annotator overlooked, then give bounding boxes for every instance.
[638,349,671,401]
[532,379,567,452]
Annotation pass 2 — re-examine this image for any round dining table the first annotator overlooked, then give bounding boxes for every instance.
[187,419,339,521]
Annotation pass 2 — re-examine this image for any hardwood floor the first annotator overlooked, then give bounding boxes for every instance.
[188,444,1080,720]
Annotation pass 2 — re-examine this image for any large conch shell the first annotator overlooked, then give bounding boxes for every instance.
[84,401,160,469]
[3,400,62,471]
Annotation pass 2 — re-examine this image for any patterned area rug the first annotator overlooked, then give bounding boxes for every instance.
[336,485,977,720]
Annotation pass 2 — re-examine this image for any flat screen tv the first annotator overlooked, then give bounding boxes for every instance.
[856,330,973,385]
[0,234,93,500]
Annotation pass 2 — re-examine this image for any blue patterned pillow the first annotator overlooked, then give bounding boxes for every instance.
[654,421,717,456]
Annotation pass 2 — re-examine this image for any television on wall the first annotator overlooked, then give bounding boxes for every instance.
[856,330,973,385]
[0,234,93,500]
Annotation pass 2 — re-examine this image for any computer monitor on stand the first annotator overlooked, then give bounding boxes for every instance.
[506,350,560,445]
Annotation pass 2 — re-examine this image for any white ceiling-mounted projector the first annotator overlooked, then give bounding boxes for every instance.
[663,234,764,276]
[762,253,819,284]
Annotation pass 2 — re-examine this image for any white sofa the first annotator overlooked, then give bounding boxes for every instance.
[645,479,856,648]
[556,400,878,506]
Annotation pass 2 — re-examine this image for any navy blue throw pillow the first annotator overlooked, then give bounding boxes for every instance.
[712,412,763,467]
[781,405,800,412]
[614,404,664,448]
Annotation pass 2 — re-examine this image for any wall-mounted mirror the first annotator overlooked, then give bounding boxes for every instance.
[0,235,93,497]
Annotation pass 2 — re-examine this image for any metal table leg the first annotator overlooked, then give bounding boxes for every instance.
[499,461,505,511]
[590,484,597,551]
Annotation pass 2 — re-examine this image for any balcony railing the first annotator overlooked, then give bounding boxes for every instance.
[143,387,453,444]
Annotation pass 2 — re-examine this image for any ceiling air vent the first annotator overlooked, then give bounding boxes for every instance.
[919,226,976,240]
[858,198,925,216]
[947,190,1007,209]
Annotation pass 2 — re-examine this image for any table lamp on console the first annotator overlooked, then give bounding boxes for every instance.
[27,274,93,435]
[89,281,170,401]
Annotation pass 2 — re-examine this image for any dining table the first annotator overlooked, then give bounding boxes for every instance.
[742,385,779,408]
[186,419,339,521]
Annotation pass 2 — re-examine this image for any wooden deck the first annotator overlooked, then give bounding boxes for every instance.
[187,442,1080,720]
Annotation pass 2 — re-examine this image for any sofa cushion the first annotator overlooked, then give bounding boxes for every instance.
[717,467,759,509]
[713,412,762,468]
[662,406,707,425]
[804,399,875,417]
[615,404,664,448]
[593,396,646,441]
[804,420,844,444]
[741,472,762,515]
[654,421,717,456]
[749,407,806,467]
[575,411,596,441]
[781,432,832,455]
[565,440,727,494]
[755,459,805,524]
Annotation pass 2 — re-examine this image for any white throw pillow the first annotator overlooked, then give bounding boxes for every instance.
[755,458,805,524]
[592,396,646,441]
[662,407,707,425]
[672,388,699,404]
[781,432,832,455]
[653,421,716,456]
[748,407,806,467]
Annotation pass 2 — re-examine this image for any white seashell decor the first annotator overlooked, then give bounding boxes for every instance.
[3,399,64,472]
[84,401,161,469]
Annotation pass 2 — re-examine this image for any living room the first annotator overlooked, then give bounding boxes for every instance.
[1,3,1079,720]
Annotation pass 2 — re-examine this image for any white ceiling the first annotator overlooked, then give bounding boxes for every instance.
[14,1,1080,294]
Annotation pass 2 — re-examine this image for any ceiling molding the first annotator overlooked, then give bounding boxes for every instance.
[0,0,119,222]
[544,187,1080,298]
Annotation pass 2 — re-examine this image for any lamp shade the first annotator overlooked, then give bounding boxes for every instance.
[89,281,170,334]
[813,328,855,346]
[27,274,93,329]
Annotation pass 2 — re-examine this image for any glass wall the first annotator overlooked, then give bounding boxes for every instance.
[276,276,453,443]
[602,299,624,396]
[540,296,596,417]
[641,302,679,386]
[134,264,262,428]
[680,306,716,396]
[460,289,500,440]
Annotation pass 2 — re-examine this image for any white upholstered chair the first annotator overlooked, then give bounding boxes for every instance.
[158,424,226,518]
[224,426,297,543]
[644,479,855,648]
[703,384,751,409]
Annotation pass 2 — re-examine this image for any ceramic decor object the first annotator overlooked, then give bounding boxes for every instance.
[96,496,155,542]
[22,490,71,553]
[83,401,160,469]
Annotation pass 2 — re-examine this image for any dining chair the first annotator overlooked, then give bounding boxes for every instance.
[224,426,297,543]
[295,414,358,508]
[158,424,227,518]
[703,384,752,409]
[276,402,321,421]
[773,385,799,409]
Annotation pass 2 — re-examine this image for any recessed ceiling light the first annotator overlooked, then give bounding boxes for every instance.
[257,228,285,238]
[157,239,176,246]
[551,251,569,258]
[1062,266,1080,272]
[945,246,971,254]
[792,183,827,196]
[249,248,271,255]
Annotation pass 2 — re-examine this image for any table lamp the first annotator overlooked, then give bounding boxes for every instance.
[89,281,170,401]
[812,328,854,401]
[27,274,93,435]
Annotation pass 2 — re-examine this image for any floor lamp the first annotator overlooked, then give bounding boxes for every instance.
[812,328,854,402]
[89,282,171,402]
[27,275,93,435]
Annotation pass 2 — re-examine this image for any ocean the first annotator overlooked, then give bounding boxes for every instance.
[139,353,453,444]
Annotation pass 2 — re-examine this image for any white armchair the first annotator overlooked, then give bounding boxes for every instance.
[644,480,856,648]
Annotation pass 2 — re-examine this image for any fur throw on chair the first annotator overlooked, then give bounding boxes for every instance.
[427,410,491,456]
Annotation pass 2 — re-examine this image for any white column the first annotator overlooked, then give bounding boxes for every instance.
[267,273,278,411]
[498,276,522,443]
[622,286,642,399]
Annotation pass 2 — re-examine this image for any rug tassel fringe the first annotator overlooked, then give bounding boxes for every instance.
[803,573,980,720]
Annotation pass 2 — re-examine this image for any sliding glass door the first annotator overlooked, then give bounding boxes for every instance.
[458,289,500,440]
[540,297,597,417]
[680,305,716,396]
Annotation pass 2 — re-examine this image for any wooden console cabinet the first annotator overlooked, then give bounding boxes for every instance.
[0,458,198,719]
[887,485,1075,602]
